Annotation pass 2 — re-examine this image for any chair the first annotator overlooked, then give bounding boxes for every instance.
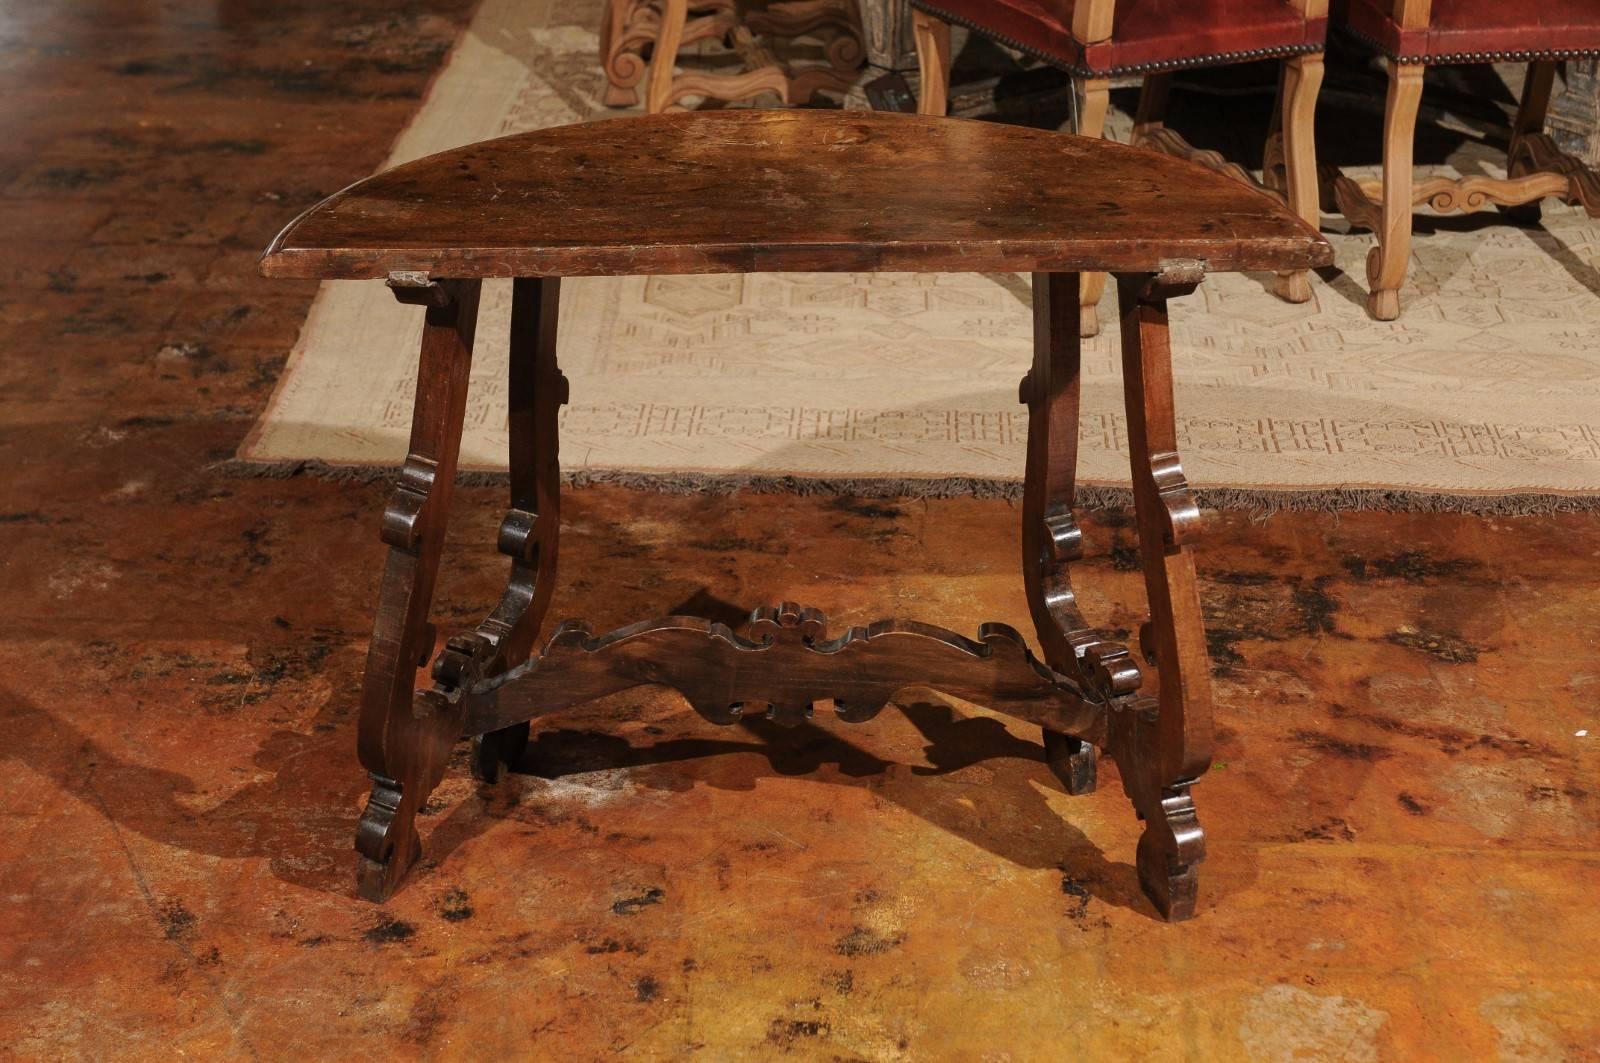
[601,0,864,113]
[911,0,1329,336]
[1329,0,1600,319]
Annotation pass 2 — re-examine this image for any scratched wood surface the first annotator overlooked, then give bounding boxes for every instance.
[260,109,1333,279]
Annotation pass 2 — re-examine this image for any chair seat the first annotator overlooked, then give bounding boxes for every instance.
[910,0,1325,76]
[1336,0,1600,62]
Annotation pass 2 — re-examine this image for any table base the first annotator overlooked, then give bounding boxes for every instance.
[352,266,1215,922]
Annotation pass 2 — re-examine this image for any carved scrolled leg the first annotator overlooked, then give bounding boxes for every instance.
[1367,60,1423,321]
[1076,79,1111,337]
[1270,53,1324,304]
[911,9,950,117]
[1022,273,1142,796]
[456,277,567,784]
[354,277,483,902]
[1111,266,1214,921]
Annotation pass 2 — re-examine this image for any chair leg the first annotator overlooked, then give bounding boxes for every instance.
[912,9,951,116]
[645,0,689,114]
[1502,61,1559,224]
[1077,78,1111,337]
[1367,60,1423,321]
[1271,52,1324,304]
[1131,73,1170,142]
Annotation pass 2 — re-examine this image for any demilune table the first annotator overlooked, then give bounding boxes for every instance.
[261,109,1332,921]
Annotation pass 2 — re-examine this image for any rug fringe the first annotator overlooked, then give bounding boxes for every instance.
[216,458,1600,517]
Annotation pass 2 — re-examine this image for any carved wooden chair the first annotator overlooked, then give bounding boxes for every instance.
[1328,0,1600,319]
[601,0,865,113]
[910,0,1329,336]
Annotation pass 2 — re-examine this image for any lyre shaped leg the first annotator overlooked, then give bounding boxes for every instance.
[456,277,567,784]
[1022,273,1141,795]
[1111,268,1215,921]
[354,277,483,903]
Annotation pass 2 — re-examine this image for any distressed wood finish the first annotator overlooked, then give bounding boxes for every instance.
[353,276,483,903]
[1022,272,1141,796]
[1111,265,1215,921]
[260,110,1332,281]
[445,277,568,786]
[264,108,1333,919]
[464,604,1111,741]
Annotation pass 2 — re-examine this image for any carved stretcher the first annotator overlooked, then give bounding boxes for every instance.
[261,109,1333,921]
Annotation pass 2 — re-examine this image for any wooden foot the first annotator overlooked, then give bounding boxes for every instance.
[471,721,530,784]
[1110,266,1215,921]
[1135,779,1203,920]
[354,277,483,902]
[1044,730,1097,795]
[1367,60,1423,321]
[1367,284,1401,321]
[1270,270,1313,303]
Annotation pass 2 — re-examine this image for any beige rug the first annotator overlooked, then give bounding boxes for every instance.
[239,0,1600,509]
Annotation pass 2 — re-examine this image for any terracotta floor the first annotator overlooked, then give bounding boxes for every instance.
[2,2,1599,1059]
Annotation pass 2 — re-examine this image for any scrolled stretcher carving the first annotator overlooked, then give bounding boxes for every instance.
[461,602,1114,742]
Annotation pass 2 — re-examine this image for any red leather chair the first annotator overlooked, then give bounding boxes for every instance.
[911,0,1329,336]
[1329,0,1600,319]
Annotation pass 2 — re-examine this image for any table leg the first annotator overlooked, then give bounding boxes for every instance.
[1110,266,1214,921]
[1022,273,1141,795]
[454,277,567,784]
[353,277,482,903]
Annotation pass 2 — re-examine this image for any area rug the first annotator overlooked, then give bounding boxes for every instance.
[238,0,1600,510]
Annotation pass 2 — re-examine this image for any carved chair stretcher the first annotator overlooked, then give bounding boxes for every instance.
[261,109,1332,921]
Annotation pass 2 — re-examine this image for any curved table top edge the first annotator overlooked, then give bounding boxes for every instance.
[261,236,1333,280]
[260,109,1336,281]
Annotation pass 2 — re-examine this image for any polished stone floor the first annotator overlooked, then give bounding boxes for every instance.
[1,2,1597,1058]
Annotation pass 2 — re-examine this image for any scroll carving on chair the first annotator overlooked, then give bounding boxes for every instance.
[602,0,866,113]
[1327,0,1600,319]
